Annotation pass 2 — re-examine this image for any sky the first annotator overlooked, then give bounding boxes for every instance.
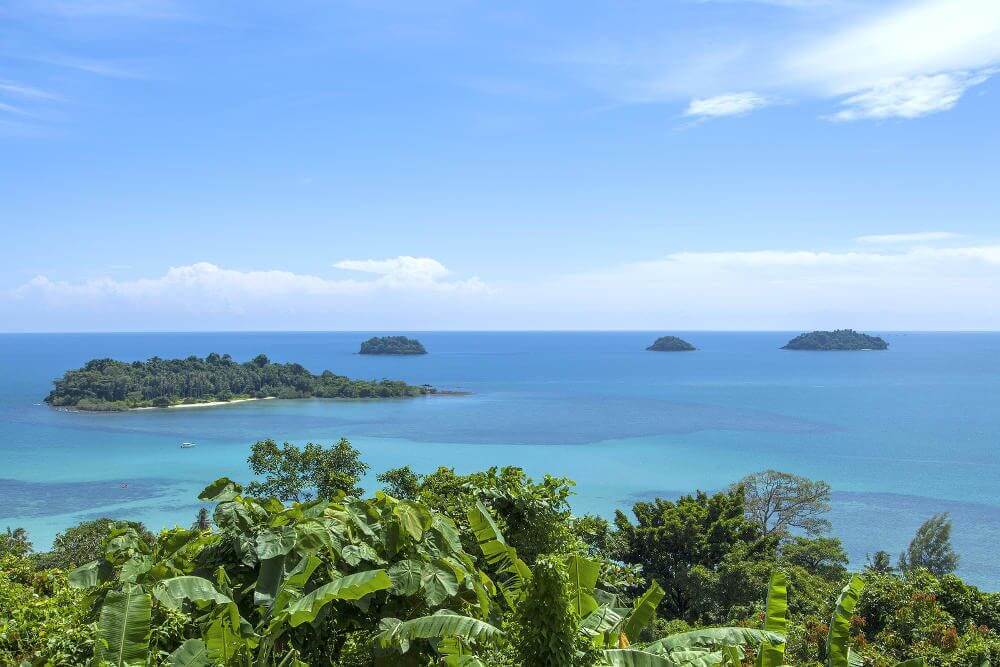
[1,0,999,331]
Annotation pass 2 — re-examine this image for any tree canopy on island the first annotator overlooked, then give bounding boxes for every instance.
[781,329,888,351]
[359,335,428,355]
[646,335,696,352]
[45,353,433,411]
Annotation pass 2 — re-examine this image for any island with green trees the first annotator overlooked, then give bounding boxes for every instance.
[359,335,427,355]
[2,441,993,666]
[44,353,435,411]
[646,335,696,351]
[782,329,888,351]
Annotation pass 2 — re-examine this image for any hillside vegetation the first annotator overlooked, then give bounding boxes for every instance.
[45,353,433,411]
[2,442,997,666]
[359,336,428,355]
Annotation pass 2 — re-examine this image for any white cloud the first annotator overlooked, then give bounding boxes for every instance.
[0,80,60,100]
[856,232,961,245]
[6,246,1000,330]
[334,256,452,286]
[684,92,769,118]
[828,71,991,121]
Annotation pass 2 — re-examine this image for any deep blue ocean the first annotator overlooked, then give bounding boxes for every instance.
[1,332,997,589]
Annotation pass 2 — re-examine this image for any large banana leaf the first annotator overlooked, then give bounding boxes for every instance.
[601,648,724,666]
[466,501,531,604]
[622,580,665,644]
[757,571,789,667]
[827,575,865,667]
[287,569,392,626]
[763,571,788,636]
[68,559,112,588]
[166,638,209,666]
[377,610,503,648]
[567,554,602,618]
[96,584,152,666]
[581,605,625,639]
[153,575,232,610]
[646,628,784,654]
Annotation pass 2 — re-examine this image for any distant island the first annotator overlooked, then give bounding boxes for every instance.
[647,335,696,352]
[782,329,888,351]
[359,336,427,355]
[45,353,435,411]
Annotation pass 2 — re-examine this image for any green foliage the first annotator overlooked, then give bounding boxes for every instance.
[781,330,888,351]
[514,556,586,667]
[359,335,428,355]
[899,513,960,576]
[613,488,776,622]
[377,465,422,500]
[0,526,32,557]
[781,537,849,581]
[0,553,96,665]
[33,517,154,570]
[45,352,432,409]
[246,437,370,500]
[736,470,833,538]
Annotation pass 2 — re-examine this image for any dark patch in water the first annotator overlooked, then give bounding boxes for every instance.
[0,478,176,519]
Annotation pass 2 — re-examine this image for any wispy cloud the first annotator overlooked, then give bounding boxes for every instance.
[0,80,60,101]
[856,232,961,245]
[827,72,991,121]
[684,92,770,118]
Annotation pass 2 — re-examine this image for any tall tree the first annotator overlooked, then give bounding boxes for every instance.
[734,469,832,538]
[898,513,959,576]
[246,438,369,501]
[0,526,32,557]
[613,488,776,622]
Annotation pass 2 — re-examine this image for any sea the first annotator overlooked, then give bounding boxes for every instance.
[1,331,997,589]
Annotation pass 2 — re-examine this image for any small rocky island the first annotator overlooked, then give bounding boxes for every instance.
[45,353,434,411]
[646,335,696,352]
[782,329,888,351]
[359,336,427,355]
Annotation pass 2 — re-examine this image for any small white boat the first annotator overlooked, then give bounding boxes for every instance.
[180,442,197,448]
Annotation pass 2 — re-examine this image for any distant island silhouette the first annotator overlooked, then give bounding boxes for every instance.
[646,335,696,352]
[359,336,428,355]
[782,329,888,351]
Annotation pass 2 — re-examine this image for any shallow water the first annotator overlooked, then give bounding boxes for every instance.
[1,331,997,588]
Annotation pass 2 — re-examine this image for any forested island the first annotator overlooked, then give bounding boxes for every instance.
[646,335,696,351]
[2,442,995,666]
[44,353,434,411]
[782,329,888,351]
[359,335,427,355]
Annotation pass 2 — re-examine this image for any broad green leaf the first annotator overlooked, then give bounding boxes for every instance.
[421,562,460,607]
[342,542,384,566]
[467,501,531,604]
[255,526,297,559]
[622,580,665,644]
[199,477,242,502]
[287,569,392,626]
[376,610,502,647]
[394,502,431,541]
[388,559,424,596]
[166,638,208,666]
[827,576,865,667]
[647,628,784,654]
[567,554,601,618]
[254,556,285,606]
[581,605,624,641]
[96,584,152,666]
[756,641,785,667]
[153,576,232,610]
[68,559,108,588]
[763,571,789,637]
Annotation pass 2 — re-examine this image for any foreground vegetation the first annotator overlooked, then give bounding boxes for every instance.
[2,441,998,666]
[782,330,889,351]
[359,336,428,355]
[45,354,435,411]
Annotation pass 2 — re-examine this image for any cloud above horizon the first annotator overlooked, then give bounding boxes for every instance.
[575,0,1000,122]
[856,231,961,245]
[6,243,1000,331]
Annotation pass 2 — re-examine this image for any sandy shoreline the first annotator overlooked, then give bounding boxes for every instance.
[133,396,277,411]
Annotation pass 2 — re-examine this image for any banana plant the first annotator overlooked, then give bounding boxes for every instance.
[70,477,497,666]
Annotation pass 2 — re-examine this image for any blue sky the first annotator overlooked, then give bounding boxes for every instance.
[2,0,999,330]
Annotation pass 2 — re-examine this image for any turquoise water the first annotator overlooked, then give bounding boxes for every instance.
[1,331,998,589]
